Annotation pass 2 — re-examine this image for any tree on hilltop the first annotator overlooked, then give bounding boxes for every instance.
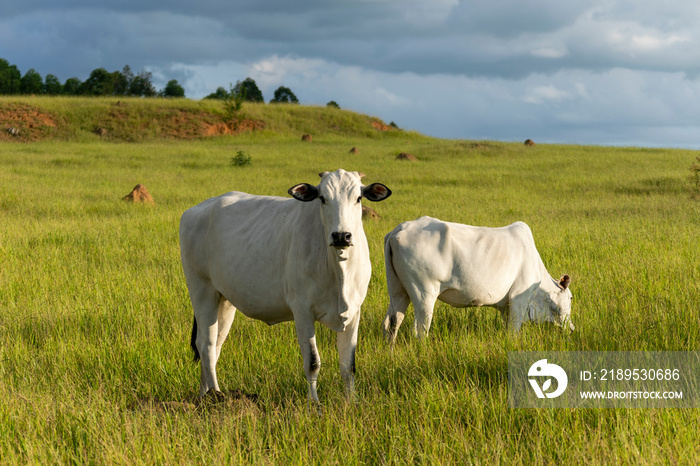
[160,79,185,98]
[270,86,298,104]
[233,77,264,103]
[44,74,62,95]
[80,68,114,95]
[73,66,156,96]
[0,58,22,94]
[113,65,133,95]
[205,86,230,100]
[21,68,43,95]
[62,77,82,95]
[129,70,156,97]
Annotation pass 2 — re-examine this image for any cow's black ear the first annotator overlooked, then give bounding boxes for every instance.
[288,183,320,202]
[362,183,392,202]
[559,275,571,290]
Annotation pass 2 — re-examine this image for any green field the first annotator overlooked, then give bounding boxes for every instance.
[1,97,699,464]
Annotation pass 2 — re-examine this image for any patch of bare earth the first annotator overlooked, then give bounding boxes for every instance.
[201,118,266,137]
[0,104,58,141]
[396,152,418,161]
[100,105,266,140]
[130,390,261,415]
[371,120,390,131]
[0,102,266,142]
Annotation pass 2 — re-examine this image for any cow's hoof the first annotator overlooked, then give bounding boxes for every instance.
[202,388,227,404]
[346,391,364,404]
[308,402,323,417]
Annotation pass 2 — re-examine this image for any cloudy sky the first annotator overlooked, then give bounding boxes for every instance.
[3,0,700,147]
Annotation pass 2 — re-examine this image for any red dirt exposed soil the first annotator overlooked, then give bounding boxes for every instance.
[99,105,266,141]
[0,104,58,141]
[0,102,266,142]
[201,118,266,137]
[371,120,390,131]
[0,101,391,142]
[396,152,418,161]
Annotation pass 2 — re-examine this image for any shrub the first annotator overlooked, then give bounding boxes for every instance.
[690,155,700,199]
[327,100,340,109]
[221,83,245,121]
[230,150,251,167]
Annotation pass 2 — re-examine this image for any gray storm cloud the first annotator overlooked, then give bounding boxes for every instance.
[2,0,700,146]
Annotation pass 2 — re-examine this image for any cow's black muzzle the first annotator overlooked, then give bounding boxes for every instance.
[331,231,353,249]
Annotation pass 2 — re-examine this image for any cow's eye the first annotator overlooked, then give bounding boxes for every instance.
[319,196,326,204]
[356,196,362,204]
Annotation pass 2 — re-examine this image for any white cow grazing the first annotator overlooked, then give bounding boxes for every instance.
[382,217,574,343]
[179,169,391,402]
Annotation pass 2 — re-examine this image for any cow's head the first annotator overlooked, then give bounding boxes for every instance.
[550,275,574,331]
[528,275,574,332]
[288,169,391,258]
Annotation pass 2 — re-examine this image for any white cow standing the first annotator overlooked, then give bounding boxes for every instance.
[179,169,391,402]
[382,217,574,343]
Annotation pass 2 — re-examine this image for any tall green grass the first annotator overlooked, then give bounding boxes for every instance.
[1,100,699,463]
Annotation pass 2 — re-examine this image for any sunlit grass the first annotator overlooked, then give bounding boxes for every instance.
[0,99,699,463]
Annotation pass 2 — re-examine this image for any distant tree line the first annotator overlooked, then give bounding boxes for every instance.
[0,58,185,97]
[205,77,300,104]
[204,78,342,108]
[1,58,346,107]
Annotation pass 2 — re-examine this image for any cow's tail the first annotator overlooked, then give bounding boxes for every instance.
[190,316,200,362]
[384,231,408,302]
[383,231,410,342]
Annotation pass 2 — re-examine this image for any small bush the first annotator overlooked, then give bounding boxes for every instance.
[223,84,245,121]
[230,150,251,167]
[690,155,700,199]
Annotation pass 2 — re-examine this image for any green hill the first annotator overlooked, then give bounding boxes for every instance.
[0,96,413,143]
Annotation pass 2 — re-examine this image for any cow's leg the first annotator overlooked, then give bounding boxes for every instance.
[383,293,409,345]
[294,316,321,404]
[413,296,438,339]
[506,294,528,333]
[337,311,360,400]
[383,246,411,345]
[215,299,236,361]
[190,282,225,397]
[406,283,439,339]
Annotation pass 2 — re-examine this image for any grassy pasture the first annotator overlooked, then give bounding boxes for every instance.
[1,98,699,464]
